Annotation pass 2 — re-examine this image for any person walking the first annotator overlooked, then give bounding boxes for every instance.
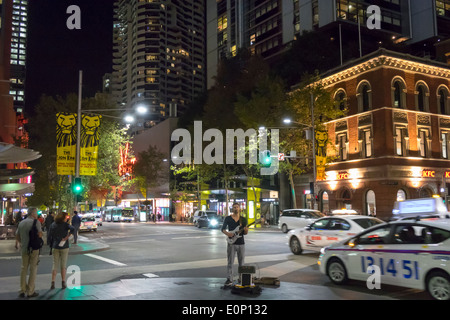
[15,207,42,298]
[221,203,248,286]
[48,211,75,289]
[71,211,81,244]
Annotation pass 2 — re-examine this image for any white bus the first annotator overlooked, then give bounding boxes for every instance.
[105,207,134,222]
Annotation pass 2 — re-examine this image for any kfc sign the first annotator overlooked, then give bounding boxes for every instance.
[422,170,435,178]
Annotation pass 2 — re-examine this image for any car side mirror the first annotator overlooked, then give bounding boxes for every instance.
[348,238,358,247]
[306,224,312,231]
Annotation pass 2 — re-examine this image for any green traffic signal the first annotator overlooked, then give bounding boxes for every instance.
[73,177,83,195]
[260,150,271,167]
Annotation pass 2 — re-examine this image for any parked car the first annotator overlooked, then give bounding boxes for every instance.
[79,216,97,232]
[196,213,223,229]
[279,209,325,233]
[193,210,218,224]
[288,215,384,255]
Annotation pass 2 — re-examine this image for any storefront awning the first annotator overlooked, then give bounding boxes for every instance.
[0,169,35,180]
[0,143,41,164]
[0,183,35,196]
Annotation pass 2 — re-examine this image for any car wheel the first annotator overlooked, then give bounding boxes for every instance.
[427,271,450,300]
[327,258,348,285]
[281,224,289,233]
[289,236,302,255]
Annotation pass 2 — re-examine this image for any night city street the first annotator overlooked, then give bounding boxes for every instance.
[0,222,431,300]
[1,0,450,314]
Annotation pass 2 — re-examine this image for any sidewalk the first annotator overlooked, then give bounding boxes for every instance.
[0,224,396,301]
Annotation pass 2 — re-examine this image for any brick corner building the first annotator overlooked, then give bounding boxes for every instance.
[296,48,450,221]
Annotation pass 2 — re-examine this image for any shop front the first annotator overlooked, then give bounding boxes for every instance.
[314,166,449,221]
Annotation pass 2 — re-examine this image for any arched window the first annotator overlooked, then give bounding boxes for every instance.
[366,190,376,216]
[334,89,347,118]
[356,81,372,112]
[415,82,429,112]
[438,86,450,115]
[392,77,406,109]
[396,189,406,201]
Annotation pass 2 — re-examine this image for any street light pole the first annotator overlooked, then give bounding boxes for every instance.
[76,70,82,178]
[310,92,317,210]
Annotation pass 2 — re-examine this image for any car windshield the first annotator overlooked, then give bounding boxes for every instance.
[206,212,218,218]
[123,210,133,217]
[82,217,95,222]
[353,218,384,229]
[310,211,325,219]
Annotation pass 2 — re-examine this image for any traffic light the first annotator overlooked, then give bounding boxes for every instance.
[259,150,271,167]
[72,177,83,195]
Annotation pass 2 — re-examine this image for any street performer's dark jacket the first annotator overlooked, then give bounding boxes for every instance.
[222,216,248,245]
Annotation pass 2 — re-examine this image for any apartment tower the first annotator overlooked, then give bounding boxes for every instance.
[112,0,206,131]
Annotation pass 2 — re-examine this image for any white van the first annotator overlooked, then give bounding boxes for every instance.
[279,209,325,233]
[391,197,450,221]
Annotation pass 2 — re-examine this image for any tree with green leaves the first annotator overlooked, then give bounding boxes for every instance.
[133,144,166,217]
[280,73,345,208]
[25,93,132,211]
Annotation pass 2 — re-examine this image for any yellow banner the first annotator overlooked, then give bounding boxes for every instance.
[315,130,328,181]
[56,113,77,175]
[79,114,101,176]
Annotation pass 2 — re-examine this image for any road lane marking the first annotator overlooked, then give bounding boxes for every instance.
[171,235,220,240]
[84,253,127,266]
[257,259,315,278]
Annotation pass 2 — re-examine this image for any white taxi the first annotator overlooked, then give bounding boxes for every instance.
[287,215,384,255]
[318,220,450,300]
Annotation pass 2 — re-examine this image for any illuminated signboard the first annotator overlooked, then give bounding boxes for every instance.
[398,198,435,214]
[422,170,435,178]
[337,171,349,180]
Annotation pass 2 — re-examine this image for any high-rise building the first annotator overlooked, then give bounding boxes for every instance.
[207,0,450,88]
[0,0,17,145]
[9,0,27,114]
[207,0,295,88]
[112,0,206,131]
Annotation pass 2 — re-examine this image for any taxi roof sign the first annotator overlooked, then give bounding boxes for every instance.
[331,209,358,215]
[392,197,449,218]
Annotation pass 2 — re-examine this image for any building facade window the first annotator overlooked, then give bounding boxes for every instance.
[438,86,449,115]
[336,132,348,161]
[356,81,372,112]
[415,82,429,112]
[392,77,406,109]
[334,89,347,117]
[394,125,408,156]
[359,127,373,158]
[366,190,376,216]
[396,189,406,201]
[418,128,430,158]
[441,131,450,159]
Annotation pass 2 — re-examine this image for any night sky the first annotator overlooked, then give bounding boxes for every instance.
[25,0,114,112]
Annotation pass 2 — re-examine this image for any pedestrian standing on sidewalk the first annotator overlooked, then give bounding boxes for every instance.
[221,202,248,286]
[48,211,74,289]
[71,211,81,244]
[15,207,42,298]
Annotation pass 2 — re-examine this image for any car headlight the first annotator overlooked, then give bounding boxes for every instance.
[210,219,218,226]
[320,247,327,255]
